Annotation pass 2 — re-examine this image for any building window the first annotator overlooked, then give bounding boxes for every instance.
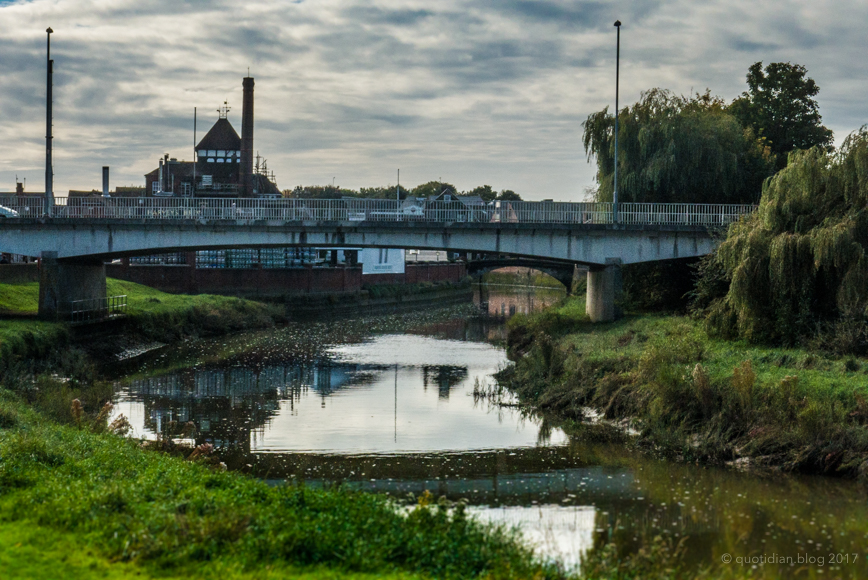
[236,150,241,157]
[208,150,216,157]
[207,158,215,163]
[217,158,224,163]
[152,181,160,193]
[217,150,226,157]
[181,182,193,196]
[197,149,207,158]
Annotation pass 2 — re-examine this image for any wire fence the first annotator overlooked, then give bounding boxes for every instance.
[0,196,756,226]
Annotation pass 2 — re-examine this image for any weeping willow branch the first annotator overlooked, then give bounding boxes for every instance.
[703,127,868,351]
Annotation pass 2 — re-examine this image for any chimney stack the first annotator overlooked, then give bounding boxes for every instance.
[241,76,254,197]
[102,166,109,197]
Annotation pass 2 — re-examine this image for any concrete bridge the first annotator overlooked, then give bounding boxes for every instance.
[0,197,752,322]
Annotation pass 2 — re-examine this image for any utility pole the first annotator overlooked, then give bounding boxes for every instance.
[613,20,621,224]
[45,27,54,216]
[193,107,197,195]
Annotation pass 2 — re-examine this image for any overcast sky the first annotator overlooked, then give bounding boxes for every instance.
[0,0,865,200]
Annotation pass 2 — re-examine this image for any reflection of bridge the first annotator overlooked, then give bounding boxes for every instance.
[0,198,753,322]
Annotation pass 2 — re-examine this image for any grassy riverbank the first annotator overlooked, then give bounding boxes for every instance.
[0,279,284,368]
[498,295,868,480]
[0,278,572,579]
[0,389,558,579]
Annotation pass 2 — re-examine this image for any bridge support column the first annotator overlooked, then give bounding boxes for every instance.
[585,259,622,323]
[38,251,107,321]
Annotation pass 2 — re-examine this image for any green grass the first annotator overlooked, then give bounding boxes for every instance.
[0,390,560,579]
[0,282,39,314]
[500,295,868,477]
[0,520,427,580]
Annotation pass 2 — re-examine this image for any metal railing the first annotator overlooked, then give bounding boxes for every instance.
[0,196,756,226]
[67,295,127,324]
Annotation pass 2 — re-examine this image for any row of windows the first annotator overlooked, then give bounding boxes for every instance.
[206,158,240,163]
[152,178,211,193]
[198,150,241,158]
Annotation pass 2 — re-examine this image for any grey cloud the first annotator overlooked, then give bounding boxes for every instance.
[491,0,608,28]
[342,6,434,26]
[727,37,780,53]
[0,0,866,199]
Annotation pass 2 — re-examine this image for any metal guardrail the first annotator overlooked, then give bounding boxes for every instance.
[67,295,127,324]
[0,197,755,226]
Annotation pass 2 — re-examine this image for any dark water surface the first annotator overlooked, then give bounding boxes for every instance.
[109,286,868,576]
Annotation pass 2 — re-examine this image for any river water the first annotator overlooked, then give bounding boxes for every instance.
[108,286,868,577]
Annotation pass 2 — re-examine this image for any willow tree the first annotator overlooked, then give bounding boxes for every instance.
[704,128,868,350]
[582,89,776,204]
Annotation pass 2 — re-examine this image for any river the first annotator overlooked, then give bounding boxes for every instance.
[108,285,868,577]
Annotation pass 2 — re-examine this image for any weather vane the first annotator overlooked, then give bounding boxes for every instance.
[218,101,231,119]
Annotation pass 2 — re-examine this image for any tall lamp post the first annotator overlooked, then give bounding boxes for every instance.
[613,20,621,224]
[45,27,54,216]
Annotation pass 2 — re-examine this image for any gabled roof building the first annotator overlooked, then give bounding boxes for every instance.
[144,77,281,198]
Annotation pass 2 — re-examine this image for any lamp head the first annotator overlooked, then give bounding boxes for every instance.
[46,27,53,34]
[614,20,621,27]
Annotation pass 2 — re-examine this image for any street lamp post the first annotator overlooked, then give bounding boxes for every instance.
[45,27,54,216]
[613,20,621,224]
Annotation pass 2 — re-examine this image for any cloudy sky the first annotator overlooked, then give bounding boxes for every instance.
[0,0,865,200]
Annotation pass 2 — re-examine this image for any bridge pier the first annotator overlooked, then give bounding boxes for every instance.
[585,259,622,323]
[38,251,107,321]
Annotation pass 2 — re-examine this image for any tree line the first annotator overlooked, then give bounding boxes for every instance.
[284,182,522,201]
[583,61,833,205]
[587,61,868,354]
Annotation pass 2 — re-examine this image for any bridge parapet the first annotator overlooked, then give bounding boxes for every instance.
[0,196,754,227]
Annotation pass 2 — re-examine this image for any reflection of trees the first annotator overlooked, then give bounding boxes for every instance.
[127,361,371,452]
[421,365,468,399]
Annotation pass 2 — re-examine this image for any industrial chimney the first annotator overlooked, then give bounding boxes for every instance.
[102,166,109,197]
[241,76,254,197]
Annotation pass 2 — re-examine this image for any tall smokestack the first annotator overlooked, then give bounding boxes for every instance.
[241,76,254,197]
[102,166,109,197]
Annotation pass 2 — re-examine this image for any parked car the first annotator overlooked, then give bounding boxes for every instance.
[0,205,19,218]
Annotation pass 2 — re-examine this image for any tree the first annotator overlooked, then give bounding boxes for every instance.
[289,185,359,199]
[497,190,522,201]
[468,185,496,202]
[411,181,457,198]
[699,128,868,352]
[359,185,410,200]
[583,89,776,204]
[729,62,834,170]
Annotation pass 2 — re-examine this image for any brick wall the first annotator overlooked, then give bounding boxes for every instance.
[105,262,465,296]
[0,263,39,284]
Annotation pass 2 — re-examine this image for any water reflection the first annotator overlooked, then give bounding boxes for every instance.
[476,285,564,319]
[109,289,868,577]
[114,331,567,455]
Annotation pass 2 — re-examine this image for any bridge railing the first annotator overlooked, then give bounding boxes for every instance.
[0,196,755,226]
[67,294,127,324]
